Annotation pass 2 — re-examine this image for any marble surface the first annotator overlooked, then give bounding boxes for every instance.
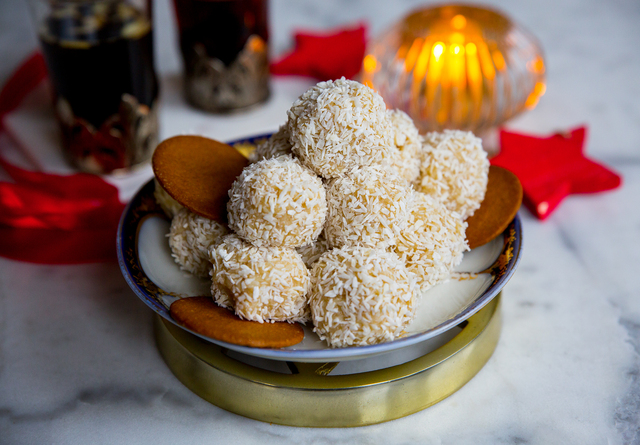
[1,0,639,443]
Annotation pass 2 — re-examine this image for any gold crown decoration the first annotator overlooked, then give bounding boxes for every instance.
[361,4,546,134]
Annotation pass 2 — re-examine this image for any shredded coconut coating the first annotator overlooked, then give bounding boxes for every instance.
[395,192,468,291]
[296,232,331,269]
[384,110,422,185]
[325,165,411,249]
[287,78,394,179]
[418,130,489,219]
[249,124,293,163]
[154,178,184,218]
[210,234,310,323]
[309,246,418,348]
[227,155,327,248]
[168,208,229,278]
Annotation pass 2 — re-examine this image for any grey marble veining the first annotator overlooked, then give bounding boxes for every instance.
[616,318,640,444]
[1,0,640,443]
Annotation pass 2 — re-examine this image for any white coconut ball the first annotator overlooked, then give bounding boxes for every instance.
[325,164,411,249]
[227,155,327,248]
[287,78,394,179]
[309,246,418,347]
[418,130,489,219]
[249,124,293,163]
[168,208,229,278]
[385,109,422,185]
[395,192,468,291]
[210,234,310,323]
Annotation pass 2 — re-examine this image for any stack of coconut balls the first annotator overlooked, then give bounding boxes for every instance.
[157,78,489,348]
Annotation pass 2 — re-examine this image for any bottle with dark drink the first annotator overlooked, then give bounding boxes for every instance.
[173,0,270,112]
[31,0,159,174]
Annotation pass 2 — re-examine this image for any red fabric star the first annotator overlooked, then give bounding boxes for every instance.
[490,127,621,220]
[270,24,367,81]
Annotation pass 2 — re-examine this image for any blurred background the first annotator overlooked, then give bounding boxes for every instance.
[1,0,638,160]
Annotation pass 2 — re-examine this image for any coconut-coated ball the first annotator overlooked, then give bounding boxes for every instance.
[210,234,310,323]
[309,246,418,347]
[287,78,393,179]
[227,155,327,248]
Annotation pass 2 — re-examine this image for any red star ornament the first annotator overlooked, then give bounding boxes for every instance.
[490,127,622,220]
[270,24,367,81]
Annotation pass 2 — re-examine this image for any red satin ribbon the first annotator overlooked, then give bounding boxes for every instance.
[0,52,125,264]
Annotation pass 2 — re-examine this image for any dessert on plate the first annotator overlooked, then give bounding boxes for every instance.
[151,78,509,348]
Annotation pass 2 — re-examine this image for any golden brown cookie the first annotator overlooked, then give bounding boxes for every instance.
[170,297,305,348]
[465,165,522,249]
[152,135,249,223]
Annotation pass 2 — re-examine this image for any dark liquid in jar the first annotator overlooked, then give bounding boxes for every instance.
[174,0,268,66]
[39,2,158,173]
[173,0,270,111]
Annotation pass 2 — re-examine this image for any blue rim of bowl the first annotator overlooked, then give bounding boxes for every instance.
[117,135,523,361]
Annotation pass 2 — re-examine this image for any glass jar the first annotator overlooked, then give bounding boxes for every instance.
[361,5,546,135]
[173,0,270,112]
[30,0,159,174]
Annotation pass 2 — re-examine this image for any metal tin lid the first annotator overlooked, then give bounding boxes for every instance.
[154,293,502,427]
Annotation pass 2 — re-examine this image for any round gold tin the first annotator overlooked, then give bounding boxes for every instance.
[154,294,502,427]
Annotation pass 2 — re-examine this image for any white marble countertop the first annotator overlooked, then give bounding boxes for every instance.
[1,0,639,443]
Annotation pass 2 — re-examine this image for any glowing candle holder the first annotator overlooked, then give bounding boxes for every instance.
[361,5,546,134]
